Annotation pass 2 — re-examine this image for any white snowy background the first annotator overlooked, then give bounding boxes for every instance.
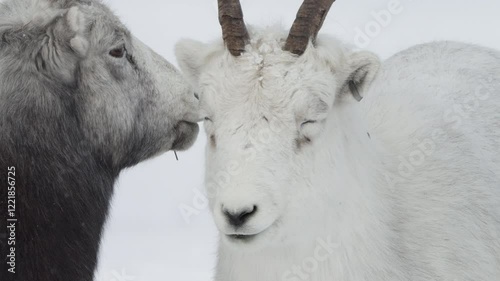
[95,1,500,280]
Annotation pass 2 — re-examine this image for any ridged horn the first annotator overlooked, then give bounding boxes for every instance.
[284,0,336,55]
[218,0,250,56]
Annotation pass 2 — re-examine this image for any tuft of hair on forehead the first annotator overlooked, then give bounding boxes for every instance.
[246,25,288,55]
[245,26,348,60]
[176,25,353,93]
[67,6,89,56]
[228,25,351,80]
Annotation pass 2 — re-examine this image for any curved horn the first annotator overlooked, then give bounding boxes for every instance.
[218,0,250,56]
[284,0,336,55]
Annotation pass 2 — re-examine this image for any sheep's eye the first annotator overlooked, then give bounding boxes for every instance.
[204,117,213,122]
[301,120,316,126]
[109,46,126,58]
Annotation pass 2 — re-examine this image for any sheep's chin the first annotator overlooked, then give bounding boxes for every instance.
[221,225,277,251]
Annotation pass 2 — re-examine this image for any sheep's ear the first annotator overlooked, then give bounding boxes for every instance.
[35,6,89,84]
[340,51,380,102]
[175,39,211,87]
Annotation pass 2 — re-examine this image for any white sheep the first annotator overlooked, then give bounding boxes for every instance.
[175,0,500,280]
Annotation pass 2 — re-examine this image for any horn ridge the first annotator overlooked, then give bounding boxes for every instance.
[284,0,336,55]
[218,0,250,56]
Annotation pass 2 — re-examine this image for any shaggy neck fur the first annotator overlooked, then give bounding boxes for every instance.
[0,72,117,281]
[215,102,405,281]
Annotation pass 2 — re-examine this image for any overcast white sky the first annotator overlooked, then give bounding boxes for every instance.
[95,1,500,280]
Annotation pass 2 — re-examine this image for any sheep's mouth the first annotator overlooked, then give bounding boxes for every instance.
[171,121,199,151]
[224,222,277,244]
[226,233,258,242]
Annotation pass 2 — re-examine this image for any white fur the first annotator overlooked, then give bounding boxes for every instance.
[176,27,500,281]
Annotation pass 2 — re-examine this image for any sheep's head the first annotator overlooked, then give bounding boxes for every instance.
[176,0,380,249]
[0,0,199,168]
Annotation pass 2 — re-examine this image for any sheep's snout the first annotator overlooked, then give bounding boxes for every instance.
[171,121,199,151]
[223,205,258,228]
[212,187,281,246]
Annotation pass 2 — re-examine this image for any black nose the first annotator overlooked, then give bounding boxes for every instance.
[223,206,257,227]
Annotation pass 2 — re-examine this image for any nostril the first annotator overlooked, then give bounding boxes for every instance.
[194,92,199,100]
[223,205,257,228]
